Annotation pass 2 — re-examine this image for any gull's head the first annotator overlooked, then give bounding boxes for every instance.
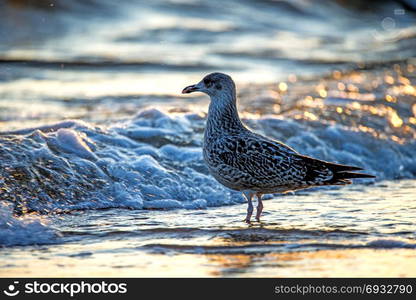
[182,72,236,99]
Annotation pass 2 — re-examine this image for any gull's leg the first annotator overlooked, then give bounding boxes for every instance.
[242,191,254,224]
[255,193,263,222]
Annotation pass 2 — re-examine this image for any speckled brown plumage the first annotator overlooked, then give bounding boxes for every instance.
[182,72,375,223]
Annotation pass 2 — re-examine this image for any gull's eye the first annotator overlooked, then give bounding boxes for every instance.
[204,78,213,88]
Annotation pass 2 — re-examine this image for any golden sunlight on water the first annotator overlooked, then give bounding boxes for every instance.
[237,62,416,144]
[2,248,415,278]
[207,249,416,277]
[1,181,414,277]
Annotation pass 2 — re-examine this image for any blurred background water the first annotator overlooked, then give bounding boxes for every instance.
[0,0,415,277]
[1,0,416,127]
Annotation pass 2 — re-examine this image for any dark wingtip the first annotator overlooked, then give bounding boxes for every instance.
[327,162,364,172]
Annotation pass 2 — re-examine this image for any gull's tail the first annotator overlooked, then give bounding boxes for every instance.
[323,161,376,185]
[299,155,376,186]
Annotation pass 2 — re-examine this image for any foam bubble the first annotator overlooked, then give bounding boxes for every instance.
[0,203,58,246]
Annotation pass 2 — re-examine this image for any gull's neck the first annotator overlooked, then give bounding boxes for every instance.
[204,92,245,139]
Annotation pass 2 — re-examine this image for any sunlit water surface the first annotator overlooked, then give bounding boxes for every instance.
[1,180,415,277]
[0,0,416,277]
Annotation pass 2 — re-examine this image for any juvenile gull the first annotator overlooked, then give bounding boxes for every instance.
[182,73,375,223]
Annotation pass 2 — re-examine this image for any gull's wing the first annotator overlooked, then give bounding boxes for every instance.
[206,134,373,191]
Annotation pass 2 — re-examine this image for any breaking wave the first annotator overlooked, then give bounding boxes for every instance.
[1,106,414,214]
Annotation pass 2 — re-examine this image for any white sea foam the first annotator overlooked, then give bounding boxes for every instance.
[54,129,97,160]
[0,108,414,214]
[0,203,58,246]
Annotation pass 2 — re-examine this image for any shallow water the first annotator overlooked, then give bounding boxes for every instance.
[0,0,416,277]
[1,180,415,277]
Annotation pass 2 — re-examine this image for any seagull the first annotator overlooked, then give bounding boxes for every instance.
[182,72,375,223]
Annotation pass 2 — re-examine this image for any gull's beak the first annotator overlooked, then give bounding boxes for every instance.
[182,84,199,94]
